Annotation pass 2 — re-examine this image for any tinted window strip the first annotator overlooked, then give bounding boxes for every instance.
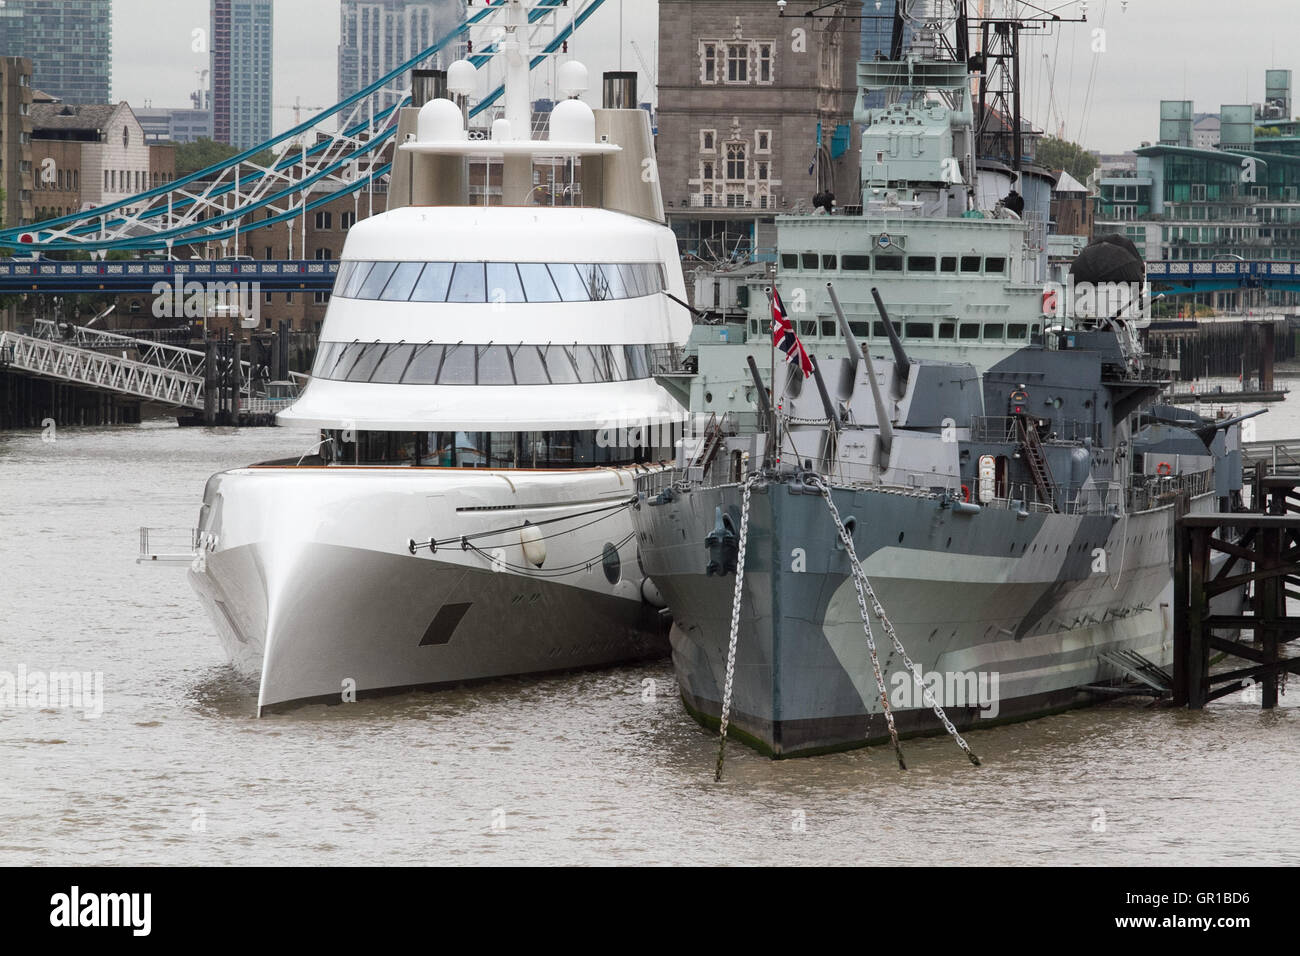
[333,262,668,303]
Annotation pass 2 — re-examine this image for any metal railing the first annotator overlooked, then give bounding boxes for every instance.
[969,415,1102,445]
[0,329,206,409]
[137,527,203,564]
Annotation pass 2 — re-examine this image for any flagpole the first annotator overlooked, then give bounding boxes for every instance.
[769,286,777,466]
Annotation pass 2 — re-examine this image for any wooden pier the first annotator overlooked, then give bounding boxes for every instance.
[1172,474,1300,708]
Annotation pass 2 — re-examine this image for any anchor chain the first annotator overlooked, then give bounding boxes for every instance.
[716,475,758,782]
[807,473,982,768]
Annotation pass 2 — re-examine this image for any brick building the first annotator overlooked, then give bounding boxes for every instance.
[0,55,34,228]
[656,0,861,259]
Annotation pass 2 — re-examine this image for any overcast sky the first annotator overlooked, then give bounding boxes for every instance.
[110,0,1299,153]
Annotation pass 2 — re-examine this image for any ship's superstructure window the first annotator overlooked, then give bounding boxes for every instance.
[1007,323,1028,339]
[333,261,666,303]
[842,254,871,270]
[781,253,798,269]
[960,255,982,272]
[938,322,956,338]
[941,256,958,272]
[959,324,980,339]
[985,256,1006,274]
[800,252,818,269]
[907,255,936,272]
[875,255,903,271]
[313,342,664,386]
[984,323,1005,339]
[322,428,673,469]
[821,254,837,270]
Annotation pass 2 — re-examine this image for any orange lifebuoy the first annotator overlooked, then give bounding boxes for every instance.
[1156,461,1172,477]
[961,483,971,502]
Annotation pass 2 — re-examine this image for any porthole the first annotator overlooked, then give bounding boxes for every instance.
[602,542,622,584]
[704,391,713,404]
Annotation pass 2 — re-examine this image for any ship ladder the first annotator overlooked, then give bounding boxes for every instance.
[806,473,982,769]
[1017,417,1058,511]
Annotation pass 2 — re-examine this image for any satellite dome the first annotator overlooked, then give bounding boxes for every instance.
[417,98,465,143]
[549,97,595,144]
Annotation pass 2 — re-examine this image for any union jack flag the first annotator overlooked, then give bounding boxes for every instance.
[771,287,813,378]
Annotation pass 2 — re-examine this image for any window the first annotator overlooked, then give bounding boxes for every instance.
[842,254,871,270]
[757,43,773,83]
[960,256,981,273]
[756,130,770,152]
[800,252,818,269]
[821,254,837,270]
[341,211,356,229]
[315,248,332,260]
[940,256,957,273]
[725,143,746,180]
[821,320,837,337]
[983,323,1004,339]
[314,291,330,305]
[904,323,934,338]
[264,246,273,260]
[757,162,769,181]
[780,253,798,270]
[1007,323,1028,340]
[726,44,748,83]
[875,255,903,271]
[872,321,900,337]
[907,256,936,272]
[800,321,816,336]
[314,211,333,230]
[701,161,714,182]
[985,257,1006,274]
[938,323,956,339]
[448,262,487,302]
[701,43,717,83]
[700,129,715,152]
[122,127,129,148]
[959,324,980,339]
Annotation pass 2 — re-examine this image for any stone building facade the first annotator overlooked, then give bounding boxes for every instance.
[656,0,861,259]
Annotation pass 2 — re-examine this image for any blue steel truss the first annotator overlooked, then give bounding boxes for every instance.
[1,0,607,255]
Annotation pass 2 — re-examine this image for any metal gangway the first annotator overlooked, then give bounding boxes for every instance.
[0,319,308,411]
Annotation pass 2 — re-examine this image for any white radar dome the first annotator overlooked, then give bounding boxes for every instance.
[556,60,589,98]
[549,98,595,145]
[447,58,477,96]
[417,98,466,143]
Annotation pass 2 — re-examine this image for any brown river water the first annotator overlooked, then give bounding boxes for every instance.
[1,379,1296,865]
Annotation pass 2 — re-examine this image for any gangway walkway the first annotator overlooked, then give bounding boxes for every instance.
[0,321,309,412]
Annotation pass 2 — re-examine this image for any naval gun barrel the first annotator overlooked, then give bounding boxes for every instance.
[871,286,911,397]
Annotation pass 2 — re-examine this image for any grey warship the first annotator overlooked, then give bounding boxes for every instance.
[630,3,1250,758]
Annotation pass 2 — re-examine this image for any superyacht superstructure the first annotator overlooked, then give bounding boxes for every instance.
[188,1,690,713]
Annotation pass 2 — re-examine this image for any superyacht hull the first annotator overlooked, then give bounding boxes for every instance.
[635,480,1218,757]
[188,464,667,713]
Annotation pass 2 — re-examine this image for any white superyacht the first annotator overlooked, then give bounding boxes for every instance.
[188,1,690,713]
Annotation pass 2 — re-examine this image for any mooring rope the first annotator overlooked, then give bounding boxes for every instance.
[805,473,981,769]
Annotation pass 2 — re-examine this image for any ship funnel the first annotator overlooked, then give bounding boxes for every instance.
[602,71,638,109]
[411,69,447,108]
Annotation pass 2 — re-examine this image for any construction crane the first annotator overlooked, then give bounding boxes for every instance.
[629,39,655,102]
[276,96,328,129]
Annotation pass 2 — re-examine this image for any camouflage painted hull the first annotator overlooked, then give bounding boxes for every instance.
[634,480,1218,757]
